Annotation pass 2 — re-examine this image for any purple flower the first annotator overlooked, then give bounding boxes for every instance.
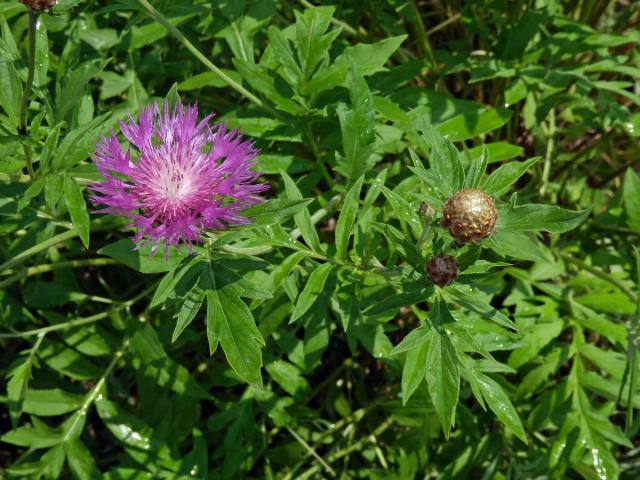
[91,101,267,255]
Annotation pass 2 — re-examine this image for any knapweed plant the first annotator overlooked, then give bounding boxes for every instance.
[1,1,639,479]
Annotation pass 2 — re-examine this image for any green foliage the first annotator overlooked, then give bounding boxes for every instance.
[1,0,639,479]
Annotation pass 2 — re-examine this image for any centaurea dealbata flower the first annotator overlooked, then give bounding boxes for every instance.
[91,101,266,256]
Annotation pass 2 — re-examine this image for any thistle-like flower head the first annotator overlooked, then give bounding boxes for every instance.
[91,101,267,255]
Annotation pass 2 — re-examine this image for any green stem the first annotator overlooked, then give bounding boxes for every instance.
[0,229,78,274]
[19,10,38,179]
[62,340,128,443]
[0,258,117,289]
[540,109,555,196]
[0,312,108,339]
[285,426,336,477]
[558,251,637,303]
[297,416,394,480]
[135,0,266,110]
[0,173,32,183]
[408,0,438,71]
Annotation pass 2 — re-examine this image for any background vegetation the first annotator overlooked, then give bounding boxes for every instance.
[1,0,639,478]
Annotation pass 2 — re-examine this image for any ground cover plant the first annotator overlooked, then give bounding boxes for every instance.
[0,0,639,478]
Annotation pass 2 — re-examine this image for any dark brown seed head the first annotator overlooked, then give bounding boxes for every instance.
[20,0,56,11]
[426,254,459,287]
[440,188,497,244]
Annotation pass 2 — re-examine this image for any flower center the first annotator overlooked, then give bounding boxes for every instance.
[157,167,192,203]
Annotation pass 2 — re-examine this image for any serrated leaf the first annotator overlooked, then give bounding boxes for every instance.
[206,283,264,386]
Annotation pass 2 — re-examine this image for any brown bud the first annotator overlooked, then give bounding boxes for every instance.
[440,188,497,244]
[426,254,459,287]
[20,0,56,11]
[419,201,436,219]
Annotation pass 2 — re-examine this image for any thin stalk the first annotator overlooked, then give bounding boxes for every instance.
[282,404,376,480]
[0,229,78,274]
[135,0,267,111]
[19,10,39,179]
[285,426,336,477]
[408,0,438,71]
[540,109,555,196]
[0,258,117,289]
[426,12,461,36]
[297,416,394,480]
[558,251,637,303]
[0,312,109,339]
[0,173,32,183]
[62,340,128,443]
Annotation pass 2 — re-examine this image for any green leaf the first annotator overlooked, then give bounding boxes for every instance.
[336,65,376,183]
[172,276,206,342]
[206,283,264,386]
[464,144,488,188]
[426,326,459,438]
[294,6,338,83]
[0,60,22,127]
[446,285,517,330]
[424,126,464,197]
[401,336,431,405]
[467,141,524,165]
[508,320,565,369]
[482,157,540,197]
[99,239,187,274]
[280,170,321,252]
[497,202,590,233]
[623,168,640,233]
[52,113,112,170]
[95,397,174,464]
[290,262,333,323]
[213,261,272,300]
[56,60,105,121]
[242,198,313,226]
[45,174,64,210]
[265,359,310,398]
[390,324,431,356]
[486,230,552,263]
[335,176,364,260]
[23,389,85,416]
[64,176,90,248]
[65,439,99,480]
[475,371,527,443]
[437,108,512,141]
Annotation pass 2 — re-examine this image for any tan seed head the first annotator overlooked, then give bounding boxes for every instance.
[440,188,497,244]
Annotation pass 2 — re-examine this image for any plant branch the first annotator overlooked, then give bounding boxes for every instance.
[135,0,267,111]
[558,251,637,303]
